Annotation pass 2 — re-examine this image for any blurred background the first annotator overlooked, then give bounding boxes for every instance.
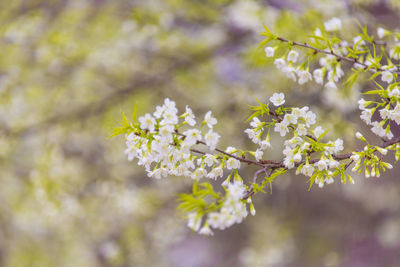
[0,0,400,266]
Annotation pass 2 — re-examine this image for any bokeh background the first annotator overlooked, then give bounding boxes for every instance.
[1,0,400,266]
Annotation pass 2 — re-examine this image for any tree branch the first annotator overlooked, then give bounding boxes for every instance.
[276,36,400,75]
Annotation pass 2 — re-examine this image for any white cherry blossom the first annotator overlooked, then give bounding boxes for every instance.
[269,92,285,106]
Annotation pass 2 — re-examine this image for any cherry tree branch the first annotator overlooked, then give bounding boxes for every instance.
[242,136,400,200]
[276,36,400,75]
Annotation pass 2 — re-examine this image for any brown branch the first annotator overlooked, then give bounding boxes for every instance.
[174,131,266,167]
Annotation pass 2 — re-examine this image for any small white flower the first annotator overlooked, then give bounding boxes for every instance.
[164,98,176,110]
[283,147,294,157]
[328,159,340,169]
[371,121,385,137]
[225,146,238,154]
[191,168,207,179]
[376,147,388,155]
[187,213,202,232]
[264,47,275,57]
[316,159,328,171]
[381,71,393,83]
[301,164,315,177]
[162,109,178,125]
[293,153,302,163]
[324,17,342,32]
[325,177,334,184]
[304,111,316,126]
[204,111,217,128]
[282,66,297,81]
[296,124,307,136]
[199,224,213,236]
[389,87,400,98]
[355,132,364,140]
[159,124,174,137]
[314,28,322,36]
[360,109,372,125]
[174,164,189,176]
[274,58,286,69]
[313,69,324,84]
[283,113,297,125]
[183,129,202,146]
[298,70,312,85]
[244,128,256,140]
[300,142,310,151]
[353,36,365,45]
[154,105,165,118]
[274,122,289,136]
[380,108,390,120]
[391,104,400,124]
[149,167,169,179]
[334,138,344,153]
[204,130,220,150]
[358,98,367,110]
[250,205,256,216]
[184,105,196,126]
[258,140,271,150]
[299,106,309,117]
[250,117,262,128]
[319,57,328,67]
[269,92,285,106]
[124,145,139,161]
[204,154,217,167]
[255,149,263,161]
[283,155,295,169]
[226,158,241,170]
[207,166,223,179]
[291,108,302,118]
[350,153,360,162]
[227,181,246,200]
[325,81,337,90]
[139,113,156,132]
[377,27,385,39]
[287,50,299,63]
[314,126,324,138]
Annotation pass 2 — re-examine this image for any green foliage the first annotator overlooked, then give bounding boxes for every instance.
[247,98,270,122]
[178,181,221,215]
[253,168,287,194]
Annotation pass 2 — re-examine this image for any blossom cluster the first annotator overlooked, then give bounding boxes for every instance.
[351,136,393,178]
[264,18,399,94]
[187,180,249,236]
[357,87,400,140]
[125,98,225,179]
[123,98,253,234]
[244,92,347,188]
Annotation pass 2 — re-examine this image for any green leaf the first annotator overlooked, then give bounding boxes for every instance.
[193,180,199,194]
[108,126,128,138]
[308,172,318,191]
[368,71,381,81]
[132,104,138,123]
[363,89,384,95]
[317,130,329,142]
[259,25,277,48]
[252,183,266,194]
[121,111,130,127]
[344,70,360,87]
